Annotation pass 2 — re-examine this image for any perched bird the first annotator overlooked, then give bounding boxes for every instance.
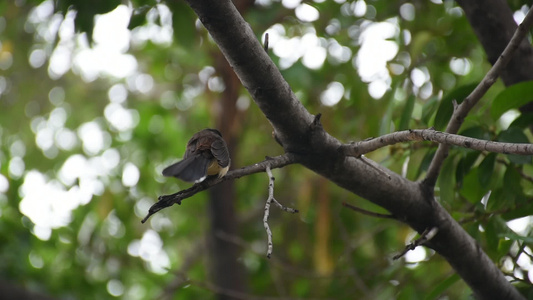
[162,128,230,183]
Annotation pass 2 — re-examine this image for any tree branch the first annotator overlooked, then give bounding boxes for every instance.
[340,128,533,157]
[181,0,526,298]
[263,165,298,258]
[424,6,533,187]
[142,153,296,223]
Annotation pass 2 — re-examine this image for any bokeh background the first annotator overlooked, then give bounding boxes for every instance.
[1,0,533,299]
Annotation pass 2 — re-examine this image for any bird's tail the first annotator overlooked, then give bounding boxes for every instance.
[162,155,210,183]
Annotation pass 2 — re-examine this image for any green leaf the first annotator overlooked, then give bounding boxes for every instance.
[434,83,478,131]
[497,239,513,258]
[490,81,533,120]
[459,125,490,140]
[478,153,496,186]
[502,167,524,205]
[416,149,436,178]
[484,219,499,257]
[168,1,197,46]
[410,31,433,60]
[487,188,507,211]
[128,6,151,30]
[74,10,96,43]
[499,232,533,244]
[460,168,485,204]
[379,93,396,135]
[66,0,121,43]
[455,151,480,187]
[424,274,460,300]
[438,155,456,204]
[398,95,415,130]
[421,96,439,125]
[397,285,418,300]
[509,112,533,129]
[502,202,533,220]
[498,127,532,165]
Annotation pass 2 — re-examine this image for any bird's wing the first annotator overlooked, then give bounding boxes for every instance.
[210,138,230,168]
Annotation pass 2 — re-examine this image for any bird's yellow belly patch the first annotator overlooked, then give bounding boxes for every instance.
[207,160,229,177]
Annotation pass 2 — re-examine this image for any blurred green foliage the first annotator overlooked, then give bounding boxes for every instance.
[0,0,532,299]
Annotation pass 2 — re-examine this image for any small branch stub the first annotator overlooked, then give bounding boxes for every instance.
[393,227,439,260]
[263,33,269,52]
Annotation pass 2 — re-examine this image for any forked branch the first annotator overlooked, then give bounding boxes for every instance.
[263,165,298,258]
[424,7,533,187]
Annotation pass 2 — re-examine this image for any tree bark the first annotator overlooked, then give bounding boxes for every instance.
[182,0,526,299]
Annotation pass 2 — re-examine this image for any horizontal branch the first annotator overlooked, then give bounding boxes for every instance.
[142,153,297,223]
[340,129,533,157]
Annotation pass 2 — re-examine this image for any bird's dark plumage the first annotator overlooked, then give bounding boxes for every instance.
[162,129,230,183]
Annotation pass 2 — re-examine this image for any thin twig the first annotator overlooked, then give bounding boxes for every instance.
[263,165,298,258]
[271,197,298,213]
[342,202,396,219]
[393,227,439,260]
[424,7,533,187]
[142,153,296,223]
[458,197,533,224]
[263,166,274,259]
[496,157,533,183]
[358,156,391,180]
[341,128,533,157]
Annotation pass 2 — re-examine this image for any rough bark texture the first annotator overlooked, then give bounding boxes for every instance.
[182,0,527,299]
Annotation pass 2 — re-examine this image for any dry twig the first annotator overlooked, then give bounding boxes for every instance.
[263,165,298,258]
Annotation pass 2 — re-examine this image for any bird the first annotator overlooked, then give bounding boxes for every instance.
[162,128,230,183]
